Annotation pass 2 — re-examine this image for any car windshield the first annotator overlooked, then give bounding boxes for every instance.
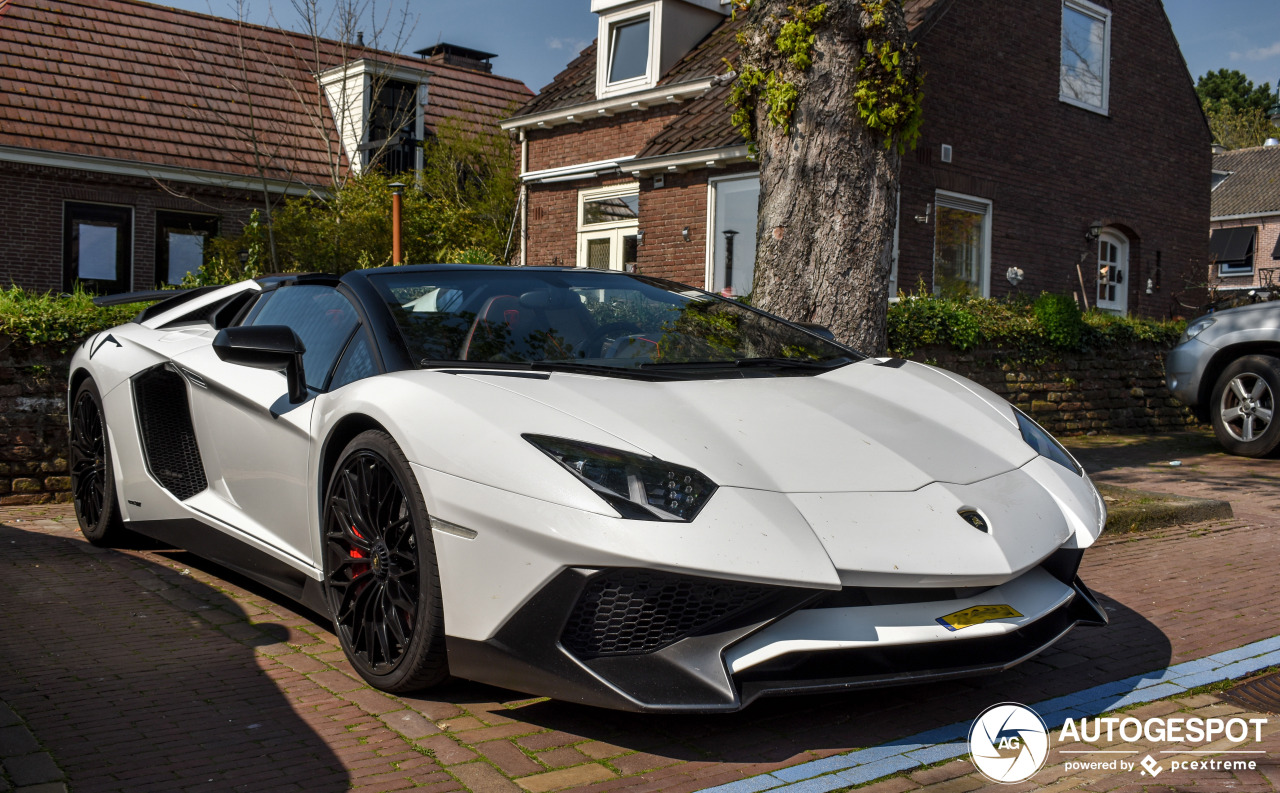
[368,269,860,376]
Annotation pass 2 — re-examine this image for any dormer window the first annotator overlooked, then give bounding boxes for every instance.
[593,0,725,100]
[318,60,428,175]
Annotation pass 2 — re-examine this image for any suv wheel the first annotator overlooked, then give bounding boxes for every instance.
[1210,355,1280,457]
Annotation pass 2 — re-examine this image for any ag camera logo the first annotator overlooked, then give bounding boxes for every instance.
[968,702,1050,783]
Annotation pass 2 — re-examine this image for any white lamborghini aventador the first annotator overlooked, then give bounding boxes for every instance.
[68,265,1107,712]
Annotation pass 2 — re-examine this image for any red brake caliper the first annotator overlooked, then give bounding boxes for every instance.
[349,526,369,577]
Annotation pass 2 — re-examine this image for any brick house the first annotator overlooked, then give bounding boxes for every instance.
[503,0,1210,318]
[1208,143,1280,298]
[0,0,529,294]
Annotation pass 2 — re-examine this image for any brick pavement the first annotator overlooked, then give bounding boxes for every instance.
[0,430,1276,793]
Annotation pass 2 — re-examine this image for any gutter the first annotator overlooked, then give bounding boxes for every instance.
[1211,211,1280,222]
[500,78,715,132]
[0,146,322,197]
[623,144,752,176]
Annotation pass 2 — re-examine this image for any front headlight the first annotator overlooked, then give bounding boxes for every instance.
[525,435,717,522]
[1180,317,1215,344]
[1014,409,1082,476]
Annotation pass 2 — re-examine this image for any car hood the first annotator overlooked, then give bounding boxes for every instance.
[454,359,1037,493]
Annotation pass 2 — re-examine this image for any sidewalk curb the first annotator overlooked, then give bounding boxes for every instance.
[699,635,1280,793]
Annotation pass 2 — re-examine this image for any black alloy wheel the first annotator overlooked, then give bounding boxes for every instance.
[322,430,447,692]
[69,378,124,545]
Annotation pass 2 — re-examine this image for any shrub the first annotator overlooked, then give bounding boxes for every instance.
[0,287,145,351]
[887,289,1184,361]
[1033,292,1086,350]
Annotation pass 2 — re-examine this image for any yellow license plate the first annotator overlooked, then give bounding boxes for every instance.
[936,604,1023,632]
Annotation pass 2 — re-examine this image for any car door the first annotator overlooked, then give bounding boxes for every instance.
[174,283,361,567]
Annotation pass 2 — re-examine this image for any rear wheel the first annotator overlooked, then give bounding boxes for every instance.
[69,378,125,545]
[1210,355,1280,457]
[322,430,448,692]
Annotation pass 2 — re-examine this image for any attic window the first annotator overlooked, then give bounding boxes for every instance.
[608,17,651,83]
[1059,0,1110,115]
[596,4,659,97]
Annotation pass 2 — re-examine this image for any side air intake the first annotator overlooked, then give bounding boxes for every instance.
[133,366,208,500]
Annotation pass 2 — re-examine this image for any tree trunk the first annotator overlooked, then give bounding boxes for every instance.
[742,0,915,356]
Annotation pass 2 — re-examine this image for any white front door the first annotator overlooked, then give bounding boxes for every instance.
[577,228,638,271]
[1096,229,1128,315]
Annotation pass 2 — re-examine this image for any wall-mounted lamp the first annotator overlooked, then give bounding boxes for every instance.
[1087,220,1103,241]
[914,203,931,224]
[1006,267,1025,287]
[636,229,645,245]
[682,227,691,242]
[237,249,249,265]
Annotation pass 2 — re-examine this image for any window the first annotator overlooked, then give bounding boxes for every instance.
[608,17,651,83]
[361,78,425,173]
[63,202,133,294]
[707,175,759,297]
[249,285,360,391]
[932,192,992,298]
[155,212,218,287]
[1210,226,1257,277]
[1060,0,1111,114]
[330,331,378,390]
[577,184,640,271]
[596,5,657,97]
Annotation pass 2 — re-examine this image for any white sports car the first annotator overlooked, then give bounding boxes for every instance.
[70,265,1107,712]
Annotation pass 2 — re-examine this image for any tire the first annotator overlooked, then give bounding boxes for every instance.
[321,429,448,692]
[1209,355,1280,458]
[69,378,125,546]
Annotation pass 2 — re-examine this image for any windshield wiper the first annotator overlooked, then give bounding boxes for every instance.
[640,356,853,371]
[419,358,682,381]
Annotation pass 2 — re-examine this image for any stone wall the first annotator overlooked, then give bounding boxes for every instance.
[0,335,1195,505]
[0,339,72,506]
[916,342,1198,435]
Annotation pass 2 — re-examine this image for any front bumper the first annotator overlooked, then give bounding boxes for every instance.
[445,548,1108,712]
[1165,338,1213,406]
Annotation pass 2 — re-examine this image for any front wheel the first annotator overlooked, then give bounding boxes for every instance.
[1210,355,1280,457]
[69,378,125,545]
[322,430,448,692]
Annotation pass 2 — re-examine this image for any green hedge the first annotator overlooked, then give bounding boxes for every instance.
[0,287,145,351]
[887,292,1185,361]
[0,286,1187,362]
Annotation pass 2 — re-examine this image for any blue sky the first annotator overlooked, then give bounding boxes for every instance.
[160,0,1280,97]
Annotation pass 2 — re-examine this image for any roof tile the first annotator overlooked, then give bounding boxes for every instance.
[1,0,531,184]
[1213,146,1280,218]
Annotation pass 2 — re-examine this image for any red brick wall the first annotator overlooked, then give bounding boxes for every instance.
[526,107,681,172]
[895,0,1211,317]
[1208,216,1280,293]
[0,161,260,293]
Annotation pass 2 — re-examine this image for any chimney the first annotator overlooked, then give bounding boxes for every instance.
[415,43,497,74]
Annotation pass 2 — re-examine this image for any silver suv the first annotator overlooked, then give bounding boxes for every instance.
[1166,301,1280,456]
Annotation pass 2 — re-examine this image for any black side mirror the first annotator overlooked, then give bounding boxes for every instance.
[794,321,836,341]
[213,326,308,403]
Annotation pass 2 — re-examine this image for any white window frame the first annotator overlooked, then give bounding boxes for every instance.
[596,3,660,99]
[703,172,759,292]
[577,183,640,270]
[1059,0,1111,116]
[932,190,993,299]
